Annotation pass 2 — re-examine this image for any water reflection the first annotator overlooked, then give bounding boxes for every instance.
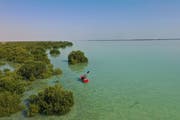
[0,63,14,71]
[61,59,68,63]
[68,63,88,73]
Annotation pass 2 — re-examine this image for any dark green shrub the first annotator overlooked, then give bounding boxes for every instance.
[0,73,3,80]
[0,62,5,66]
[53,68,62,75]
[17,61,48,80]
[27,85,74,116]
[3,68,10,73]
[50,49,60,55]
[68,50,88,65]
[0,91,23,117]
[0,76,26,94]
[26,103,39,117]
[0,70,2,78]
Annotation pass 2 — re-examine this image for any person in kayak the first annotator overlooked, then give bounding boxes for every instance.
[82,71,90,79]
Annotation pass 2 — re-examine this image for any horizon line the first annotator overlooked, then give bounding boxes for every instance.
[87,38,180,41]
[1,38,180,42]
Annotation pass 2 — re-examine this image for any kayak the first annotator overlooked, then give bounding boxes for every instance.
[80,76,89,83]
[82,78,89,83]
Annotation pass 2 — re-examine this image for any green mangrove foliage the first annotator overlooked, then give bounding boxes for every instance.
[0,41,72,81]
[0,41,73,117]
[68,50,88,65]
[50,49,60,56]
[17,61,49,81]
[0,71,25,91]
[0,72,26,116]
[0,62,5,66]
[26,85,74,117]
[0,76,26,94]
[3,68,10,73]
[26,103,39,117]
[0,91,23,117]
[0,70,2,77]
[0,41,72,64]
[53,68,62,75]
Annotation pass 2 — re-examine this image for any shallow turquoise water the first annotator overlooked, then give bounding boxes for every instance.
[1,40,180,120]
[0,63,14,71]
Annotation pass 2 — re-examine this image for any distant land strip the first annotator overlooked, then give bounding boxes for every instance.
[0,40,67,42]
[87,38,180,41]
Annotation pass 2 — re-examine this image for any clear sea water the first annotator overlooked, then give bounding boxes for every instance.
[1,40,180,120]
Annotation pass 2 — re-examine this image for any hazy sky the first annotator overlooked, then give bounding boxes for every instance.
[0,0,180,41]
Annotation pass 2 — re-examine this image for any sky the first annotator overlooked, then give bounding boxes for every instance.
[0,0,180,41]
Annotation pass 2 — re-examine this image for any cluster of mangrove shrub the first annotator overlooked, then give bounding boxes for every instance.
[0,91,23,117]
[0,41,72,64]
[26,84,74,117]
[17,61,51,81]
[0,71,26,117]
[50,49,60,56]
[68,50,88,65]
[0,41,73,117]
[0,73,26,94]
[0,41,72,80]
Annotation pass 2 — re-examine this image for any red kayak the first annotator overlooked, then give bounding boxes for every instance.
[80,75,89,83]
